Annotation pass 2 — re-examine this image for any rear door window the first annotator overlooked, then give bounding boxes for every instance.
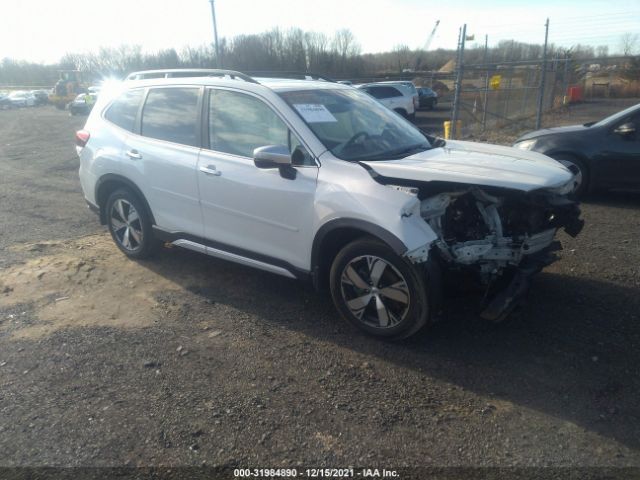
[104,89,144,132]
[141,87,200,147]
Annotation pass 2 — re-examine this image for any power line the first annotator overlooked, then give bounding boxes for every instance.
[477,11,638,29]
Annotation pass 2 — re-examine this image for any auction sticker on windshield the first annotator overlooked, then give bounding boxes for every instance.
[293,104,337,123]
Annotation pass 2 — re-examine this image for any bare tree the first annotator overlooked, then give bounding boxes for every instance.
[332,29,360,74]
[620,33,639,56]
[391,44,412,72]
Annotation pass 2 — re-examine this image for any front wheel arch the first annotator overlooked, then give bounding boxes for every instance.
[311,220,408,291]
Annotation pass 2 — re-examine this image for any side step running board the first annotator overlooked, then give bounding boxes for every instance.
[172,239,297,279]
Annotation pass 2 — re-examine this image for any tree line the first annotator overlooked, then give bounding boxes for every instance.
[0,27,627,87]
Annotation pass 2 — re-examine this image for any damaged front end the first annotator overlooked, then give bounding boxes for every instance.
[403,183,584,321]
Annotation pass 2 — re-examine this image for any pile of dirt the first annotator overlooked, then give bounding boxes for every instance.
[0,235,176,339]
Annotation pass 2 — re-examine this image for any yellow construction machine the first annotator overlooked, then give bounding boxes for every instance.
[49,70,87,109]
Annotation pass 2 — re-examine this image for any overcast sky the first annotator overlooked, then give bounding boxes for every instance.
[1,0,639,63]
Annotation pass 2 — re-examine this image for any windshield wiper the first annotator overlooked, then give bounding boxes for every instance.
[362,143,430,161]
[430,137,446,148]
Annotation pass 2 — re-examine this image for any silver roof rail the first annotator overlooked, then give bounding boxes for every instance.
[124,69,259,84]
[248,71,336,82]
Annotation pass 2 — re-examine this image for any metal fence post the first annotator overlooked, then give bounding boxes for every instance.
[562,56,570,103]
[520,69,530,118]
[451,24,467,139]
[481,34,490,131]
[503,69,513,119]
[535,18,550,129]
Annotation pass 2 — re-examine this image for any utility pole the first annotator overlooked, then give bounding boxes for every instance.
[451,24,467,139]
[209,0,222,68]
[535,18,550,129]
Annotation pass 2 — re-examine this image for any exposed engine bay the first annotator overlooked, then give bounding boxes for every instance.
[418,186,582,274]
[394,182,584,321]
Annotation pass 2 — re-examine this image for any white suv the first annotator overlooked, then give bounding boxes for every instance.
[357,83,416,120]
[376,80,420,110]
[77,69,583,339]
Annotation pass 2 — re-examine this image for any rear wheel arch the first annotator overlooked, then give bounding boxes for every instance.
[311,219,407,291]
[95,175,155,225]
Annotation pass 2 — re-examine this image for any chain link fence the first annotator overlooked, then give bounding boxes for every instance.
[450,58,571,138]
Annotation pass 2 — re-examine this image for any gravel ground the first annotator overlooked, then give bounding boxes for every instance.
[1,102,639,477]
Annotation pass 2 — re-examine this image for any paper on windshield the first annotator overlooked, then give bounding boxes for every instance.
[293,104,337,123]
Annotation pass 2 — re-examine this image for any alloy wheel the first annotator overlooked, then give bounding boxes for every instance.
[339,255,411,329]
[110,199,143,251]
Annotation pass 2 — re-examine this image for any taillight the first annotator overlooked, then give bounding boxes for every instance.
[75,129,90,147]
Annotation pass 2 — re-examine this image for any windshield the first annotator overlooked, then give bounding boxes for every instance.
[592,103,640,128]
[279,88,430,161]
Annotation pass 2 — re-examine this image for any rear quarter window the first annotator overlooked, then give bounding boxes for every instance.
[104,89,144,132]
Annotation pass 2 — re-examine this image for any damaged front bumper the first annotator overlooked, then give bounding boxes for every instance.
[404,185,584,322]
[478,242,561,322]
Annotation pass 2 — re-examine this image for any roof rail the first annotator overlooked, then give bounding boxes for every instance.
[124,69,258,84]
[247,71,336,82]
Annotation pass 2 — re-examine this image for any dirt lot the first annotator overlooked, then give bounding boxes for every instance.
[1,101,640,476]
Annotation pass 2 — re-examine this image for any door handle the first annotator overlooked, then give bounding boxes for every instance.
[199,165,222,176]
[126,149,142,160]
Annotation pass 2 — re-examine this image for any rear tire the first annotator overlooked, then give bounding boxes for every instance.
[105,189,156,259]
[330,238,430,340]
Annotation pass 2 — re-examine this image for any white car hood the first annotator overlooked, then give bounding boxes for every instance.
[361,140,573,192]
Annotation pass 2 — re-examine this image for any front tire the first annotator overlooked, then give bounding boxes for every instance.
[330,238,430,339]
[106,189,156,259]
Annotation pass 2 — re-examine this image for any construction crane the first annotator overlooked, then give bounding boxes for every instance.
[411,20,440,72]
[423,20,440,51]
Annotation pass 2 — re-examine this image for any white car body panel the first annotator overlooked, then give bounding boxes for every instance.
[314,155,437,254]
[197,148,318,270]
[120,134,204,236]
[78,123,130,206]
[362,140,573,192]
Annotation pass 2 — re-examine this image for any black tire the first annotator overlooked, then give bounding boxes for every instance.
[408,112,416,121]
[329,238,430,340]
[552,154,589,198]
[105,189,156,259]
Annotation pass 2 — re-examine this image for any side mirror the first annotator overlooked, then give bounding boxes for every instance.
[614,122,636,136]
[253,145,292,169]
